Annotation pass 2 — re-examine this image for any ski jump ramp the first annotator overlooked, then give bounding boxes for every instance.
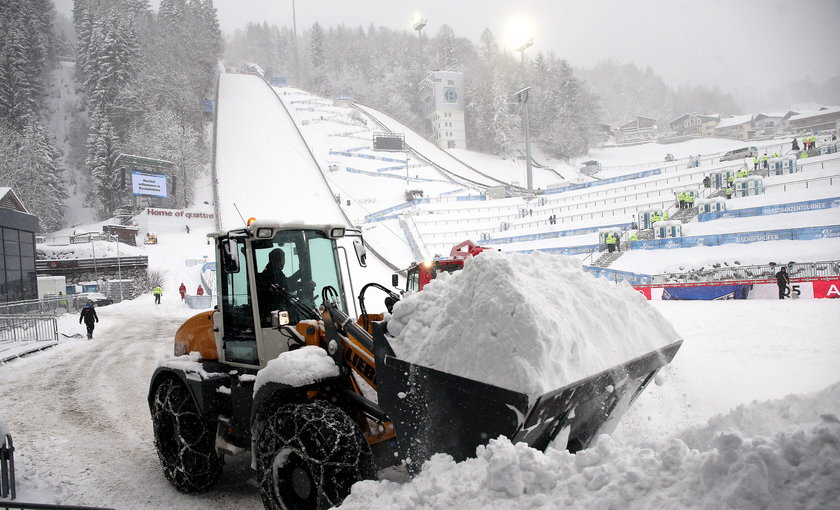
[215,73,345,230]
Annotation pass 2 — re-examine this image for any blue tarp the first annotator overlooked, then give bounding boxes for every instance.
[629,224,840,250]
[698,197,840,222]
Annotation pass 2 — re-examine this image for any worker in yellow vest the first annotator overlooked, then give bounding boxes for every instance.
[686,194,694,208]
[605,233,617,253]
[799,150,809,159]
[752,156,758,171]
[629,232,638,241]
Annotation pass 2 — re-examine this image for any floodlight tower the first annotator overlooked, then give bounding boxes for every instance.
[412,14,428,64]
[517,38,534,191]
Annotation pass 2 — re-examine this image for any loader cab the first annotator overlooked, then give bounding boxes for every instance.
[215,223,348,369]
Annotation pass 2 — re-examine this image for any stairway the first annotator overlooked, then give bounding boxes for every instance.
[635,229,655,240]
[671,207,699,223]
[593,251,624,267]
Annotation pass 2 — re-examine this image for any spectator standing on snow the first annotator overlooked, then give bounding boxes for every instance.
[153,285,163,304]
[197,285,204,296]
[775,267,790,300]
[79,301,99,340]
[185,225,190,234]
[178,282,186,301]
[792,138,800,151]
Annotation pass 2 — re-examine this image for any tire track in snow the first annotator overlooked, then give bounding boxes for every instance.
[0,313,261,509]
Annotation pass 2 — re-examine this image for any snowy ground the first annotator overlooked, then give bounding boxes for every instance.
[14,74,837,508]
[1,297,837,508]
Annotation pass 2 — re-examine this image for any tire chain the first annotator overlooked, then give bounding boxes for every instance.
[256,400,374,510]
[151,378,223,492]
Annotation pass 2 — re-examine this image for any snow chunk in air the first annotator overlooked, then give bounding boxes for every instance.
[387,251,679,401]
[254,345,339,394]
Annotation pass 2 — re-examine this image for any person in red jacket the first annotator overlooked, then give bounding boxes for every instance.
[178,282,186,301]
[196,285,204,296]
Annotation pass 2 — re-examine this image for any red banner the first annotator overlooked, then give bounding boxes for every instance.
[812,280,840,299]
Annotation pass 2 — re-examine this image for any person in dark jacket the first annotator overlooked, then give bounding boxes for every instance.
[79,301,99,339]
[775,267,790,300]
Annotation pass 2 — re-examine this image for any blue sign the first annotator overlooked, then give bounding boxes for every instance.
[698,197,840,222]
[270,76,287,87]
[542,169,662,195]
[201,99,214,113]
[662,284,752,300]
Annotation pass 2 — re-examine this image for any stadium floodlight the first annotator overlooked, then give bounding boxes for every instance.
[412,13,428,32]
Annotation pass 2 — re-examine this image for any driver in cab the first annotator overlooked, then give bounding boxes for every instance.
[257,248,314,325]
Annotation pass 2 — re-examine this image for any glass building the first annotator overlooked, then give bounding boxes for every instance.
[0,188,38,302]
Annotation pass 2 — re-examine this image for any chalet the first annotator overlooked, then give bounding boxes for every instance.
[752,112,785,136]
[788,106,840,133]
[714,114,754,140]
[617,115,657,143]
[667,113,719,137]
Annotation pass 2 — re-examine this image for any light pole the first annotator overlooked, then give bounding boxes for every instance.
[291,0,299,85]
[412,15,427,63]
[517,38,534,191]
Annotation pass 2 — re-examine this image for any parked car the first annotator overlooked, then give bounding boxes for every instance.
[720,146,758,162]
[86,292,113,307]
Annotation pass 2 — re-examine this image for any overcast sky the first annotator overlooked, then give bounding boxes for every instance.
[56,0,840,97]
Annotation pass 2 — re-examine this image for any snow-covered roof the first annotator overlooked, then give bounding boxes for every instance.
[0,187,29,213]
[754,111,786,120]
[715,114,754,129]
[668,112,719,125]
[789,106,840,122]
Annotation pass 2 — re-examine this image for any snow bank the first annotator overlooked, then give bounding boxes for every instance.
[37,240,143,259]
[339,383,840,510]
[386,251,679,400]
[254,345,339,393]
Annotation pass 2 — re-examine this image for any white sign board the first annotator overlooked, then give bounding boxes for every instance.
[131,171,168,198]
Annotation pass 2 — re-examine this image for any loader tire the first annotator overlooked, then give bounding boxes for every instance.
[255,400,375,510]
[151,377,223,492]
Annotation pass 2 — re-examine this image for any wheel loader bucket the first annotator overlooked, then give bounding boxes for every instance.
[372,324,681,469]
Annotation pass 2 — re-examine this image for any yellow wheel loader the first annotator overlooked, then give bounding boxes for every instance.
[148,220,681,510]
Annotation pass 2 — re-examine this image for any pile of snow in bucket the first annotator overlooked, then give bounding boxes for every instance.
[387,251,679,400]
[337,382,840,509]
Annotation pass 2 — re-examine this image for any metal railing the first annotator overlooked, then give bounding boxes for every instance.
[0,316,58,343]
[35,256,148,271]
[1,434,14,500]
[0,295,93,316]
[649,260,840,285]
[1,433,115,510]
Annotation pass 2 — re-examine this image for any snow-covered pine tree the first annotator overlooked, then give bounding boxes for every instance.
[86,109,123,217]
[309,22,326,94]
[20,119,68,230]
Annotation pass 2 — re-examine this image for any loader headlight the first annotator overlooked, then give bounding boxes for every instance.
[256,227,273,238]
[271,310,290,327]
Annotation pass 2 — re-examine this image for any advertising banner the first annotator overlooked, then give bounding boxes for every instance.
[629,225,840,250]
[131,171,168,198]
[698,197,840,222]
[635,278,840,300]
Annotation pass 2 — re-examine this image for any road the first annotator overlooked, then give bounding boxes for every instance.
[0,301,261,508]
